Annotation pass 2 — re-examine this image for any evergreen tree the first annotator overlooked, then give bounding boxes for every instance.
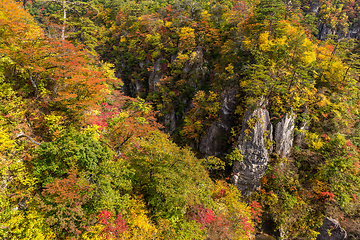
[252,0,286,34]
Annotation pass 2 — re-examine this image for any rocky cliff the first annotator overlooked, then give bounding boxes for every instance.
[232,108,273,196]
[275,113,295,159]
[199,89,237,157]
[317,217,347,240]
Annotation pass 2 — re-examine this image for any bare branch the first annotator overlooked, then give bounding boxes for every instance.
[342,66,350,83]
[16,133,41,146]
[288,65,300,93]
[27,69,38,97]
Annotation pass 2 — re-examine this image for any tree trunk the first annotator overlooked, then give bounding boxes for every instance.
[61,0,66,41]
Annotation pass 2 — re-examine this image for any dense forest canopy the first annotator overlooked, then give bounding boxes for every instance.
[1,0,360,239]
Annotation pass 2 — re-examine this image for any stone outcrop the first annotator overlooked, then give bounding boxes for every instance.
[316,18,360,41]
[309,1,360,40]
[317,217,347,240]
[294,120,309,148]
[347,27,360,40]
[318,23,338,40]
[232,108,273,196]
[164,110,177,134]
[199,89,237,157]
[294,109,310,148]
[199,121,227,157]
[148,58,163,91]
[255,233,276,240]
[275,113,295,159]
[310,1,320,13]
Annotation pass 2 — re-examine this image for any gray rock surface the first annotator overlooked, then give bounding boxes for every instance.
[318,23,337,40]
[275,113,295,158]
[317,217,347,240]
[347,27,360,40]
[255,233,276,240]
[232,108,273,196]
[310,0,360,40]
[164,110,177,134]
[199,89,237,157]
[199,121,227,157]
[310,1,320,13]
[149,58,163,91]
[294,119,310,148]
[316,17,360,40]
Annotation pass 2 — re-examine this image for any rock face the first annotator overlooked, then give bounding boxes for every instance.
[164,110,177,134]
[255,233,276,240]
[148,58,163,91]
[199,89,237,157]
[310,1,320,13]
[275,113,295,158]
[318,23,339,40]
[309,1,360,40]
[317,217,347,240]
[199,121,227,157]
[232,108,273,196]
[317,20,360,41]
[294,120,309,148]
[347,27,360,40]
[294,110,310,148]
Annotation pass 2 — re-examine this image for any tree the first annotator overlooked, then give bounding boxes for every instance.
[125,131,212,220]
[251,0,286,34]
[181,91,220,146]
[24,0,99,51]
[1,0,120,132]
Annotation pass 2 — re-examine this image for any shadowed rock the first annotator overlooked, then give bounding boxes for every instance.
[294,119,310,148]
[164,110,176,134]
[199,121,227,157]
[199,89,237,157]
[148,58,163,91]
[317,217,347,240]
[255,233,276,240]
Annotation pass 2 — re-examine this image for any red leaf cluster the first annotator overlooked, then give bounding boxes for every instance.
[249,201,263,223]
[187,204,215,228]
[98,210,128,238]
[317,191,335,201]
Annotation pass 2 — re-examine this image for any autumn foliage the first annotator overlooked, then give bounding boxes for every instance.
[2,0,360,239]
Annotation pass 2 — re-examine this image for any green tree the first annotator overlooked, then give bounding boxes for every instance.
[251,0,286,34]
[125,131,212,220]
